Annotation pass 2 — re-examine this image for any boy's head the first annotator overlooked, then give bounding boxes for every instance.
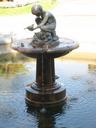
[31,5,43,16]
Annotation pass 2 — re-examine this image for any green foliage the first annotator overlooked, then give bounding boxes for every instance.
[0,63,26,77]
[0,4,32,15]
[40,0,58,10]
[0,53,33,64]
[0,0,58,15]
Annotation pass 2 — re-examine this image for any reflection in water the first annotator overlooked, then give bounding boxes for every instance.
[27,110,56,128]
[88,64,96,72]
[27,105,66,128]
[0,64,26,78]
[38,114,55,128]
[0,59,96,128]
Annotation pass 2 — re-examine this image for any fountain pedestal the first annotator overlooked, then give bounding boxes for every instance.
[26,53,66,108]
[12,38,79,108]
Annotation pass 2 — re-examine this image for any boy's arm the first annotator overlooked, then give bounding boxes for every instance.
[25,13,49,31]
[37,12,49,28]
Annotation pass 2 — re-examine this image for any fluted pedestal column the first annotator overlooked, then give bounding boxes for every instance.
[26,53,66,108]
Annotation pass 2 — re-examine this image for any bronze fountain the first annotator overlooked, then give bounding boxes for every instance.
[12,5,79,108]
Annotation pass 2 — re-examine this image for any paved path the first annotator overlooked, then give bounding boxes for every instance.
[53,0,96,53]
[0,0,96,54]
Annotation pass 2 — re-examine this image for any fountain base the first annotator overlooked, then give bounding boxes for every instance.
[26,82,66,108]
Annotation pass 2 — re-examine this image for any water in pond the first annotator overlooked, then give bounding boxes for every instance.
[0,59,96,128]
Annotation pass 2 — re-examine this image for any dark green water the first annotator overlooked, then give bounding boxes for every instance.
[0,59,96,128]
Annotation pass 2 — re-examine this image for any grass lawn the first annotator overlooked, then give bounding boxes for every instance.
[0,0,58,15]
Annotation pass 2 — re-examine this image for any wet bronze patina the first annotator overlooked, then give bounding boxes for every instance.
[12,5,79,108]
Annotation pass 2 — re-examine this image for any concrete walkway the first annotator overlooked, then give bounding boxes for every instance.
[0,0,96,60]
[53,0,96,54]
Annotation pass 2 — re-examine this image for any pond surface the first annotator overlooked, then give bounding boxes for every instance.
[0,59,96,128]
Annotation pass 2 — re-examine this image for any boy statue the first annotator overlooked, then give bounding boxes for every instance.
[26,5,59,48]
